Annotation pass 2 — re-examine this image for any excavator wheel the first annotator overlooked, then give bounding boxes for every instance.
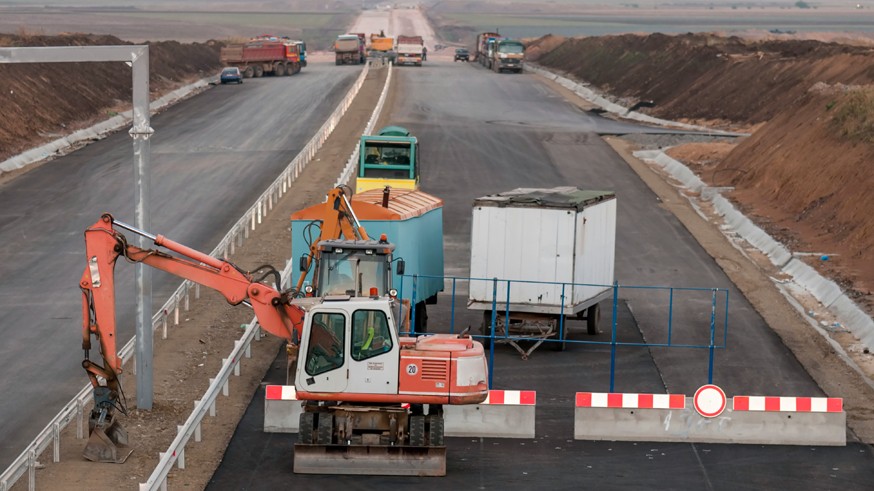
[298,412,315,444]
[428,415,444,446]
[316,412,334,445]
[409,415,425,446]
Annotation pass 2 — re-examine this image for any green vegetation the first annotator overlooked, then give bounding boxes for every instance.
[832,89,874,143]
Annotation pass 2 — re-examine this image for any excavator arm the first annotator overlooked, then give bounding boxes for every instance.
[79,213,305,462]
[294,185,369,293]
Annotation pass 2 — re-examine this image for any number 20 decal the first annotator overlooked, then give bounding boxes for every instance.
[406,364,418,375]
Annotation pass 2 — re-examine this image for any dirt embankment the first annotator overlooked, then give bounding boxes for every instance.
[533,32,874,313]
[0,33,223,162]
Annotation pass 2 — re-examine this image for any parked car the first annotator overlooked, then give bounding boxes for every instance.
[220,67,243,84]
[454,48,469,62]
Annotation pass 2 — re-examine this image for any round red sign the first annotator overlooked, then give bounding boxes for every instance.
[693,384,727,418]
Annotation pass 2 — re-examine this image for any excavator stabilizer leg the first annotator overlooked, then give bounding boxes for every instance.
[293,444,446,476]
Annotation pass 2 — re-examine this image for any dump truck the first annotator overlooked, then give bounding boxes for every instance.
[468,187,616,359]
[219,39,302,78]
[490,38,525,73]
[369,33,396,62]
[396,34,424,66]
[335,34,365,65]
[291,187,443,334]
[357,126,418,193]
[475,32,501,68]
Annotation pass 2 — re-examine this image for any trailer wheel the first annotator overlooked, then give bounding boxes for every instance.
[586,303,601,335]
[316,412,333,445]
[243,66,254,78]
[299,412,314,444]
[409,415,425,446]
[254,65,264,77]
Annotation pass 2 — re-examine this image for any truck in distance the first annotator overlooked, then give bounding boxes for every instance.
[369,32,396,62]
[396,34,424,66]
[475,31,501,68]
[334,34,365,65]
[490,39,525,73]
[219,37,302,78]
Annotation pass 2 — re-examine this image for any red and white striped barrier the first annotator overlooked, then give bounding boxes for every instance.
[445,389,537,438]
[263,385,303,433]
[265,385,298,401]
[574,386,846,446]
[575,392,685,410]
[484,390,536,405]
[732,396,842,413]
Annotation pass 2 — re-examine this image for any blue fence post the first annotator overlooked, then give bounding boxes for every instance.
[504,280,511,342]
[559,283,566,347]
[397,274,405,334]
[610,281,619,392]
[450,277,457,334]
[489,278,498,388]
[708,288,717,384]
[722,288,728,348]
[667,287,674,346]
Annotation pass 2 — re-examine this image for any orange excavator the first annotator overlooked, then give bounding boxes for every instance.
[79,213,488,475]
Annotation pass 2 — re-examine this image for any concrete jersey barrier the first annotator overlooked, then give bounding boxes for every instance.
[444,390,536,438]
[574,392,845,446]
[264,387,538,439]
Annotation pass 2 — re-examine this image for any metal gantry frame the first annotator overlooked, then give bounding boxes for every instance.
[0,45,156,409]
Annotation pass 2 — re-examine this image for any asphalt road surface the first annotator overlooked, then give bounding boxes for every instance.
[208,57,874,489]
[0,62,360,468]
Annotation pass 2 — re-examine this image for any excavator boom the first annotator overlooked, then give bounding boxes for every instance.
[79,213,305,462]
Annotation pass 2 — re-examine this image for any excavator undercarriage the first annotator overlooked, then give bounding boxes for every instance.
[293,403,446,476]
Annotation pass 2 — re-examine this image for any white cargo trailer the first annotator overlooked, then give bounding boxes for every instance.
[468,187,616,357]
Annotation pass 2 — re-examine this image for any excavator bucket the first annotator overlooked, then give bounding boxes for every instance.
[83,412,132,463]
[293,444,446,476]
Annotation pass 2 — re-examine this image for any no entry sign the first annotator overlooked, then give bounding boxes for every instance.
[693,384,727,418]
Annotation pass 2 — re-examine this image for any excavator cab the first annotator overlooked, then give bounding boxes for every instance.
[310,239,396,297]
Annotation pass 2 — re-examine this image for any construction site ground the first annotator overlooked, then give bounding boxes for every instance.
[4,28,874,488]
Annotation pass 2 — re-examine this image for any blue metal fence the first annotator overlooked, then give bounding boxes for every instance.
[396,274,730,391]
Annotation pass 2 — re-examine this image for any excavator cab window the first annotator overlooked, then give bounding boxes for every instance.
[305,312,346,376]
[351,309,392,361]
[319,250,389,297]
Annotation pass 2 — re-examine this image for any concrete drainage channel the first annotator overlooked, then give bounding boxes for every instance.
[0,61,377,491]
[633,149,874,367]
